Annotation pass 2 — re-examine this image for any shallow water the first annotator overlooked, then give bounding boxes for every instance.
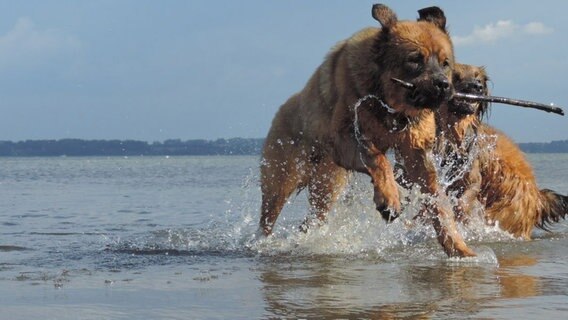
[1,155,567,319]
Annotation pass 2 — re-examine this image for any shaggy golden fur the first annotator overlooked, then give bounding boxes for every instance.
[260,4,476,257]
[437,64,568,238]
[477,125,568,238]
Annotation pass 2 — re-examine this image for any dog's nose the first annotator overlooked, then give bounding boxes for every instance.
[463,79,484,94]
[434,77,450,92]
[472,79,484,93]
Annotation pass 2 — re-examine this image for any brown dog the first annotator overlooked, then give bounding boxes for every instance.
[437,64,568,238]
[260,4,476,257]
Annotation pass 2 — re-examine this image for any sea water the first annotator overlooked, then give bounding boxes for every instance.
[1,155,567,319]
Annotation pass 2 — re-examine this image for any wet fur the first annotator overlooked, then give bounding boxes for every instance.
[438,64,568,238]
[260,5,475,257]
[477,125,568,238]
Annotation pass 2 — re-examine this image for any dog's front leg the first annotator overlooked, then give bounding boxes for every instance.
[359,148,402,222]
[330,132,401,221]
[399,146,476,257]
[453,158,482,222]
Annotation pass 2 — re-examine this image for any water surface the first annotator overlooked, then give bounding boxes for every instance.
[1,155,567,319]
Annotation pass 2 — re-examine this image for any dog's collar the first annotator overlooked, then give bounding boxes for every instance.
[365,96,410,133]
[351,95,411,134]
[352,95,412,160]
[377,98,397,114]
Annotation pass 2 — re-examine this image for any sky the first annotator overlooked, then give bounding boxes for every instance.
[0,1,566,143]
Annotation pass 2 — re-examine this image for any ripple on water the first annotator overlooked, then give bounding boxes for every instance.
[0,245,31,252]
[2,222,19,226]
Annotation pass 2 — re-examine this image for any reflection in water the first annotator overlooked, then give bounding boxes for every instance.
[258,254,541,319]
[497,256,539,299]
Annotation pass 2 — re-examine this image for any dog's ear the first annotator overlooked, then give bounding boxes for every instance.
[417,6,447,32]
[479,66,490,84]
[372,4,398,30]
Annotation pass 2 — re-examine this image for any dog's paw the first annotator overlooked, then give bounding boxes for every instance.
[299,221,310,233]
[377,204,400,223]
[374,191,401,223]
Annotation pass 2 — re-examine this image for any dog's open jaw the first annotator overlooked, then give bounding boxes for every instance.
[448,80,485,116]
[449,101,478,116]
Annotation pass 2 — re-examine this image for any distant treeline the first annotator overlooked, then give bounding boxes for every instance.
[518,140,568,153]
[0,138,566,157]
[0,138,264,157]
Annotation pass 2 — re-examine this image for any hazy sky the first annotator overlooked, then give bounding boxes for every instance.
[0,1,566,143]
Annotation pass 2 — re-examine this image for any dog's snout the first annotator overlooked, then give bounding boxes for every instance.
[408,75,453,108]
[434,77,450,92]
[462,79,484,94]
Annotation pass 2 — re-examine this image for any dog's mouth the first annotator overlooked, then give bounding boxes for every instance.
[407,88,448,110]
[448,100,477,116]
[448,80,485,116]
[390,77,452,110]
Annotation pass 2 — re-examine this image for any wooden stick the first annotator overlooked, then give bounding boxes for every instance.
[454,92,564,116]
[390,77,415,90]
[390,78,564,116]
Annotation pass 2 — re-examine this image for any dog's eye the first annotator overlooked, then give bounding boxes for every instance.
[407,53,423,64]
[406,53,423,70]
[443,59,451,69]
[406,62,419,70]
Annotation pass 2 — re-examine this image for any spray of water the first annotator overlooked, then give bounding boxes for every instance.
[106,98,512,264]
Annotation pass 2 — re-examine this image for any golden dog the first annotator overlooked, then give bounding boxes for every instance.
[260,4,476,257]
[437,64,568,238]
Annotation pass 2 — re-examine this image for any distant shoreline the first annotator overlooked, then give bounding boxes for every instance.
[0,138,567,156]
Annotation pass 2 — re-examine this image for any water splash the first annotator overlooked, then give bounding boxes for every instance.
[104,166,509,266]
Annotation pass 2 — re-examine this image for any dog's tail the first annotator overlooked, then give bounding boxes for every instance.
[536,189,568,231]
